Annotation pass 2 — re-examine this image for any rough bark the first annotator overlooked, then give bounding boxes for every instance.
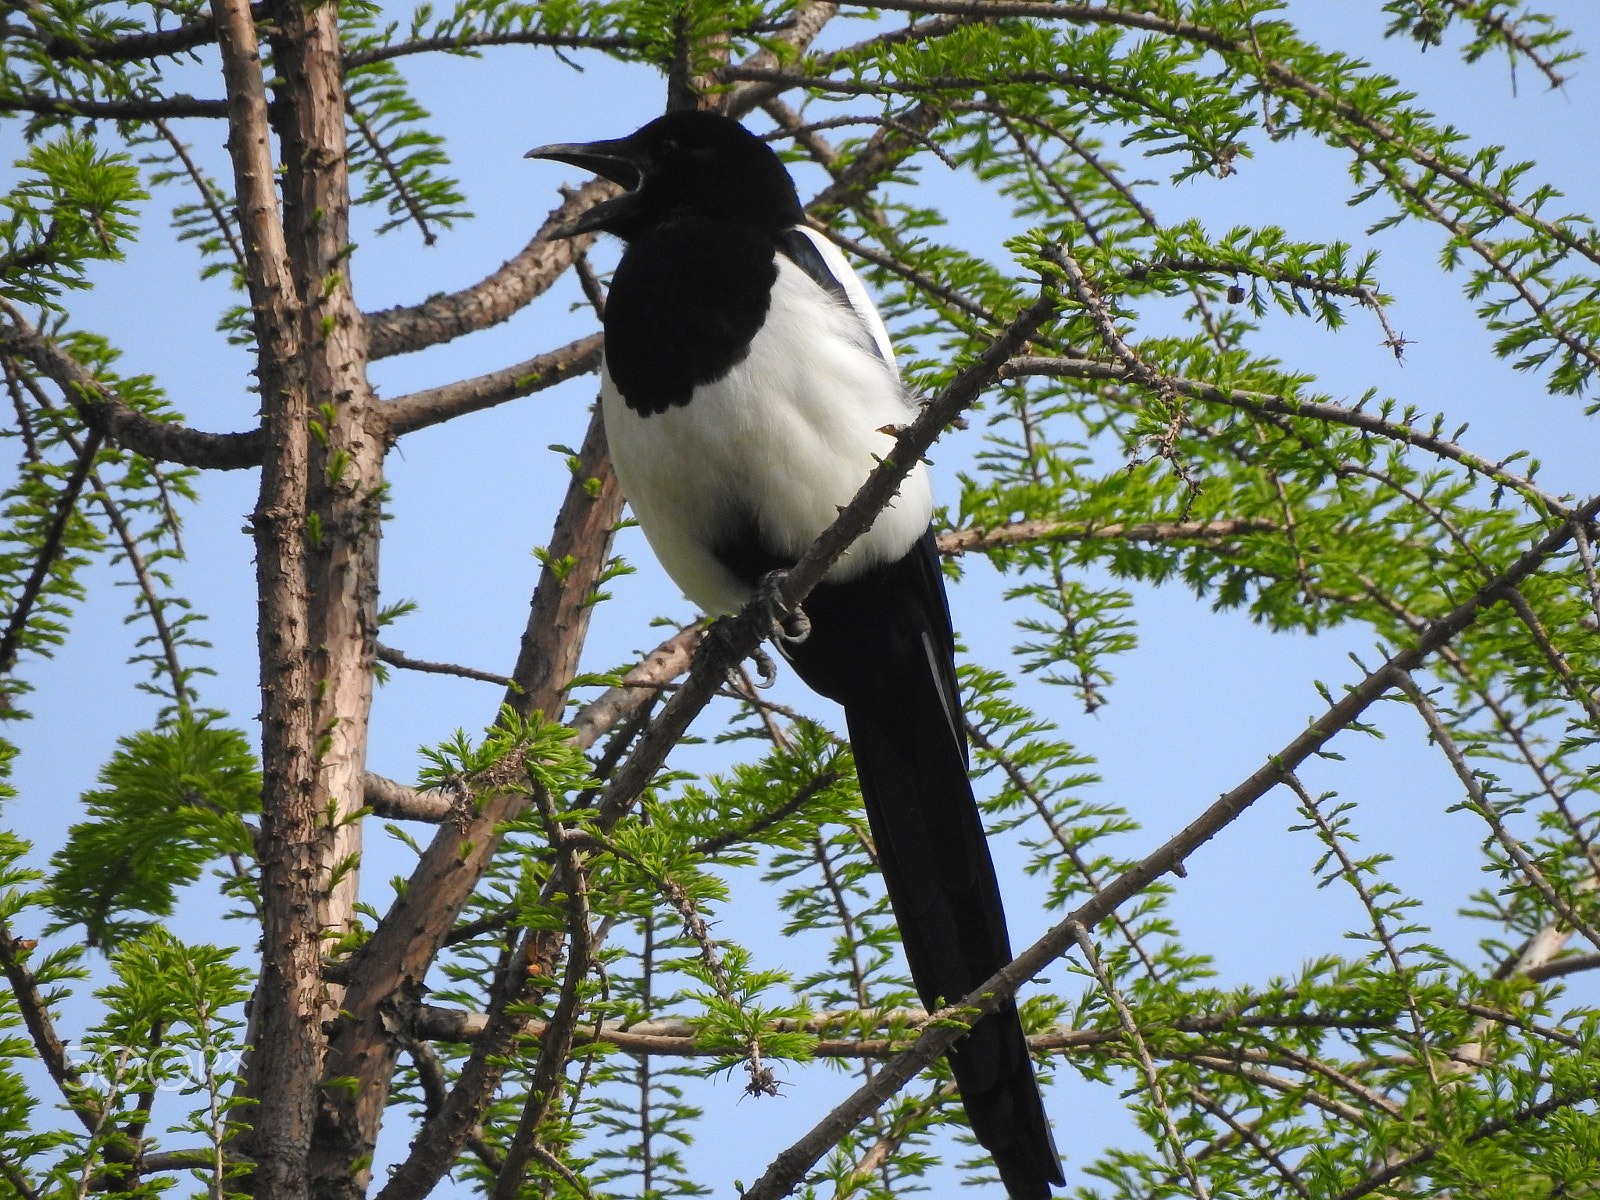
[378,333,602,438]
[211,0,381,1193]
[209,0,320,1192]
[264,0,377,968]
[313,407,621,1200]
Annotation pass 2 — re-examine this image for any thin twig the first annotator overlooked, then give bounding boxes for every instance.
[0,426,103,677]
[1186,1087,1311,1199]
[376,642,513,688]
[1002,355,1576,516]
[491,788,593,1199]
[691,771,839,858]
[965,719,1164,980]
[1572,522,1600,628]
[1503,586,1600,729]
[939,517,1278,556]
[1069,922,1210,1199]
[1043,246,1197,496]
[410,1003,1394,1057]
[152,117,246,273]
[1331,1084,1600,1200]
[1398,675,1600,955]
[379,333,603,438]
[345,97,440,246]
[1286,774,1440,1088]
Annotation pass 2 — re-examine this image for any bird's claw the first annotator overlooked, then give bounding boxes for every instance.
[755,569,811,645]
[741,645,778,690]
[778,605,811,644]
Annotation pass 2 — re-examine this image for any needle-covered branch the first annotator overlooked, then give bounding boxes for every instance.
[1001,356,1574,515]
[1401,676,1600,954]
[0,426,100,680]
[490,792,594,1199]
[0,94,228,120]
[741,489,1600,1198]
[938,517,1280,555]
[409,1002,1396,1052]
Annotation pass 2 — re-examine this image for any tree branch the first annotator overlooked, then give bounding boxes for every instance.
[13,3,263,61]
[721,65,1146,110]
[0,426,102,679]
[213,0,381,1190]
[344,29,638,68]
[376,922,567,1200]
[1186,1087,1312,1199]
[0,303,263,469]
[0,916,101,1133]
[1525,951,1600,983]
[567,623,706,751]
[362,772,455,823]
[1070,922,1210,1200]
[1400,676,1600,955]
[0,93,226,119]
[491,794,593,1199]
[720,0,840,114]
[364,183,613,360]
[375,642,512,688]
[937,516,1279,556]
[361,619,710,829]
[409,1003,1391,1054]
[378,333,602,438]
[1332,1085,1600,1200]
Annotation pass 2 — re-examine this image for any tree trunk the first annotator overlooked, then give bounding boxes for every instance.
[211,0,378,1193]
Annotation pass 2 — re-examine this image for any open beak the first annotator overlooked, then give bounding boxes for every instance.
[526,137,646,238]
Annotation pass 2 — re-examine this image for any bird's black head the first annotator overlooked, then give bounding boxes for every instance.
[526,111,804,242]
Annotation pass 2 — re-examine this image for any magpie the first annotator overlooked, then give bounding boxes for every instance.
[528,111,1064,1199]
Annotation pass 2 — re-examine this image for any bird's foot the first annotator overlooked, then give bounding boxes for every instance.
[742,644,778,690]
[754,569,811,645]
[778,605,811,644]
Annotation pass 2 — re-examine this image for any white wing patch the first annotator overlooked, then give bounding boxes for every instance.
[787,224,900,372]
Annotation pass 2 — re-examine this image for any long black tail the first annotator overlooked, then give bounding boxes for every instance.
[782,530,1064,1199]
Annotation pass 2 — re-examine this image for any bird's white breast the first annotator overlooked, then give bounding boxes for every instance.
[602,253,931,616]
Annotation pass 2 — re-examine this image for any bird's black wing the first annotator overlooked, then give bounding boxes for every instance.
[782,531,1065,1200]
